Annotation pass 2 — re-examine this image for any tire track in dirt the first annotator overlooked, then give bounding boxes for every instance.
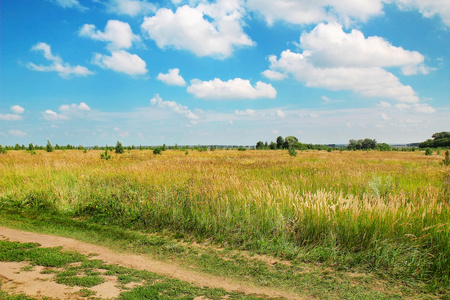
[0,227,306,300]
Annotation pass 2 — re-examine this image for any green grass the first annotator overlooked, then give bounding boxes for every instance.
[0,240,280,300]
[0,149,449,299]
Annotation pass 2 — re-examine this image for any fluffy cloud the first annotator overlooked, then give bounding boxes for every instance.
[141,0,254,58]
[150,94,199,120]
[59,102,91,112]
[235,109,256,116]
[43,102,92,121]
[263,23,428,103]
[43,110,69,121]
[394,0,450,27]
[51,0,87,11]
[300,23,427,74]
[266,50,419,103]
[8,129,26,137]
[11,105,25,114]
[247,0,384,26]
[187,78,277,99]
[80,20,147,76]
[92,50,147,76]
[157,68,186,86]
[0,105,25,120]
[106,0,156,16]
[79,20,140,50]
[27,43,93,78]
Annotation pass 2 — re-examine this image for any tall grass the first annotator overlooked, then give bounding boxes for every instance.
[0,149,448,286]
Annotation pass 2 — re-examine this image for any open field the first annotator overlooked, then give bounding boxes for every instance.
[0,149,449,299]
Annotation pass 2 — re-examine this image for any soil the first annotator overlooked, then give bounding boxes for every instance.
[0,227,305,300]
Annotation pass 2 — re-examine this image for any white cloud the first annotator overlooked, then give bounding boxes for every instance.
[187,78,277,100]
[141,0,254,58]
[413,103,436,114]
[247,0,384,26]
[378,101,392,108]
[263,23,427,103]
[0,114,22,121]
[51,0,87,11]
[79,20,140,50]
[266,49,419,103]
[277,110,285,117]
[150,94,199,120]
[59,102,91,112]
[235,109,256,116]
[11,105,25,114]
[44,110,69,121]
[93,50,147,76]
[106,0,156,16]
[8,129,26,137]
[27,43,93,78]
[261,70,287,80]
[157,68,186,86]
[299,23,427,74]
[394,0,450,27]
[43,102,92,121]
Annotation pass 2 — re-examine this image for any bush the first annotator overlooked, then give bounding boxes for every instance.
[443,150,450,166]
[425,148,433,156]
[153,148,162,155]
[288,147,297,157]
[115,141,124,154]
[100,149,111,160]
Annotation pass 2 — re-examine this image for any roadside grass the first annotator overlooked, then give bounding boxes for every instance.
[1,149,449,299]
[0,240,277,300]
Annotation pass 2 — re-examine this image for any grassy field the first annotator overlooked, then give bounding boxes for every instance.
[0,149,449,299]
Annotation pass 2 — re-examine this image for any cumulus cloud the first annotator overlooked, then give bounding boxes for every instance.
[299,23,428,74]
[27,43,93,78]
[235,109,256,116]
[92,50,147,76]
[11,105,25,114]
[263,23,429,103]
[43,102,92,121]
[59,102,91,112]
[80,20,147,76]
[43,110,69,121]
[247,0,384,26]
[394,0,450,27]
[187,78,277,100]
[141,0,254,58]
[0,114,22,121]
[157,68,186,86]
[51,0,87,11]
[79,20,140,50]
[106,0,156,16]
[150,94,199,120]
[8,129,26,137]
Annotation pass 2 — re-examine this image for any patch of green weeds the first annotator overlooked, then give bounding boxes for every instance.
[20,265,34,272]
[75,288,97,297]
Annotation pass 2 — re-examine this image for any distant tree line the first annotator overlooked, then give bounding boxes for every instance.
[419,132,450,148]
[256,136,335,151]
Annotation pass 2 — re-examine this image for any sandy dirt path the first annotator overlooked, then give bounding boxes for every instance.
[0,226,305,300]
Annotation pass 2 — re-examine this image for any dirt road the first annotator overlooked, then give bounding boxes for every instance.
[0,226,304,300]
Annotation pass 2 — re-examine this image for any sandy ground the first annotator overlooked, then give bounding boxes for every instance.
[0,226,304,300]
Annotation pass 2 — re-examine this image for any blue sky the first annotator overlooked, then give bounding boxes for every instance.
[1,0,449,146]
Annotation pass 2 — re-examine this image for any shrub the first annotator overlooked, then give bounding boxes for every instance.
[288,147,297,157]
[443,150,450,166]
[425,148,433,156]
[153,148,162,155]
[115,141,124,154]
[46,140,53,152]
[100,149,111,160]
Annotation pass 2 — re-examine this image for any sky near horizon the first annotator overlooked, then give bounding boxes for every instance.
[1,0,449,146]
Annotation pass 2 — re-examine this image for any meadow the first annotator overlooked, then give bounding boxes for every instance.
[0,149,449,298]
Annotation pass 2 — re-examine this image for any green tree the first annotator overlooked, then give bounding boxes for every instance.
[0,145,6,154]
[284,136,298,149]
[256,141,265,149]
[115,141,124,154]
[28,143,34,151]
[276,136,284,149]
[46,140,53,152]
